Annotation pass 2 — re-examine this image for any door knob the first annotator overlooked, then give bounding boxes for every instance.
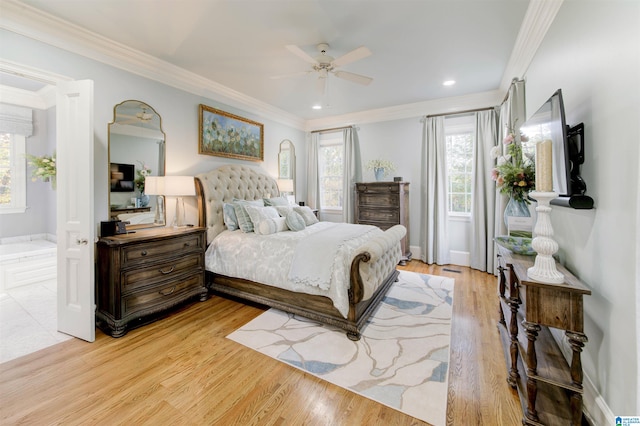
[76,237,89,245]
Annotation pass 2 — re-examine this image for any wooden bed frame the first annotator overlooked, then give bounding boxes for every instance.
[195,165,403,340]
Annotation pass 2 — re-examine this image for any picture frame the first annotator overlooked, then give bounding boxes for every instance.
[198,104,264,162]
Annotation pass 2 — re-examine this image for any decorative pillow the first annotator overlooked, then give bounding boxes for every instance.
[222,203,239,231]
[245,205,280,235]
[232,199,265,233]
[294,205,319,226]
[263,196,290,207]
[275,205,293,217]
[256,216,288,235]
[285,211,306,232]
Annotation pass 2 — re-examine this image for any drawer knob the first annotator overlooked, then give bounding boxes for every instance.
[184,242,191,247]
[159,266,175,275]
[141,250,148,256]
[159,286,176,296]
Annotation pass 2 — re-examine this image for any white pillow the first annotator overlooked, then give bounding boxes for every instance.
[275,205,293,217]
[245,205,280,235]
[232,199,265,233]
[256,216,288,235]
[293,205,319,226]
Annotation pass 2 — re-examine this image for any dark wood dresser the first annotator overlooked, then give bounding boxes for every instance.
[354,181,411,264]
[96,226,207,337]
[496,245,591,425]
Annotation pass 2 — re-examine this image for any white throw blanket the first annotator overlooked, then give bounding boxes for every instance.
[288,222,377,290]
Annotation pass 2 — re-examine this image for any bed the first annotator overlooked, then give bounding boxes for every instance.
[195,164,405,340]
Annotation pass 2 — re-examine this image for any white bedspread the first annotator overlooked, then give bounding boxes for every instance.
[204,221,381,317]
[289,223,374,290]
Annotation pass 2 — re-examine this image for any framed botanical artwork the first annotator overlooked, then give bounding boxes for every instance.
[198,104,264,162]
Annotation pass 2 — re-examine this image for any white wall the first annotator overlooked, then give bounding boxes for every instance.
[524,0,639,417]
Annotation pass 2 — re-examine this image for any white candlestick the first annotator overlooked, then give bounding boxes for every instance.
[536,139,553,192]
[527,191,564,284]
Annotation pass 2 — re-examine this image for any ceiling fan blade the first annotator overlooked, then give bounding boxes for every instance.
[285,44,317,64]
[331,46,371,68]
[269,70,311,80]
[333,70,373,86]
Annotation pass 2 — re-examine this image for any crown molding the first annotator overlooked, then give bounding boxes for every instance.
[500,0,563,92]
[304,90,503,131]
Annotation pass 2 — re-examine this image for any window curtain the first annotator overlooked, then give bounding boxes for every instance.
[0,104,33,136]
[420,116,450,265]
[496,80,527,237]
[341,126,362,223]
[470,109,498,272]
[306,132,320,209]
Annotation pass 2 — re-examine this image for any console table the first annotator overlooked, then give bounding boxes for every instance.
[496,245,591,425]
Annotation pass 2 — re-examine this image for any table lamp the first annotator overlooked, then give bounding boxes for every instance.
[143,176,165,225]
[162,176,196,227]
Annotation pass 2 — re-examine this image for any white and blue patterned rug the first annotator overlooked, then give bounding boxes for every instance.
[227,271,454,425]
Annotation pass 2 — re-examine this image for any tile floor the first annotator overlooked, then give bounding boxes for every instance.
[0,279,72,364]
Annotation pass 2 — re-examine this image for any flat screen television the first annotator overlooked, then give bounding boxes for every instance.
[520,89,589,202]
[110,163,135,192]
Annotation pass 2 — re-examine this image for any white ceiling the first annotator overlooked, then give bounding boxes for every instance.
[7,0,536,123]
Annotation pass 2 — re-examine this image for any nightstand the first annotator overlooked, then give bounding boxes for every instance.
[96,226,207,337]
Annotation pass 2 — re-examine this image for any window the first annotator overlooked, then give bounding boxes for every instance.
[318,131,343,210]
[445,118,474,215]
[0,132,27,214]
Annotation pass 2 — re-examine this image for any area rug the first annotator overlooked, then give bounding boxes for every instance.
[227,271,454,425]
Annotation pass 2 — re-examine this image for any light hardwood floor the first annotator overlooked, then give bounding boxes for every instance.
[0,262,521,425]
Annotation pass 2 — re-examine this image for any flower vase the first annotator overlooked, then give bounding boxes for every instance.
[503,196,530,226]
[138,193,150,207]
[374,168,385,181]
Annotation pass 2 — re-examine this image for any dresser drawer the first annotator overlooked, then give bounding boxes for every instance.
[121,253,203,293]
[121,233,203,266]
[356,183,401,194]
[122,273,204,318]
[358,192,399,207]
[358,207,399,223]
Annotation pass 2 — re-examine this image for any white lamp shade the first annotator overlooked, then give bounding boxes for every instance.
[163,176,196,196]
[145,176,196,197]
[277,178,294,193]
[144,176,162,195]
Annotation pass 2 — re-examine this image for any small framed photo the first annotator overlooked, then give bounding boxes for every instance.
[198,104,264,162]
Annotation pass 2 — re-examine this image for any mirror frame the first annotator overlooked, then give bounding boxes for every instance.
[278,139,295,199]
[108,100,166,231]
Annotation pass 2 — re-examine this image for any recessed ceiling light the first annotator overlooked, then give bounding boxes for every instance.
[312,104,322,110]
[443,80,456,86]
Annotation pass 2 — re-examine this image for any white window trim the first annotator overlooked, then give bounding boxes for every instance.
[1,134,27,214]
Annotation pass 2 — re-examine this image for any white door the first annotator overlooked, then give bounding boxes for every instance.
[56,80,95,342]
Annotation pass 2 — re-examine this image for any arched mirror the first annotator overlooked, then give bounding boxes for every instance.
[108,100,166,231]
[278,139,295,200]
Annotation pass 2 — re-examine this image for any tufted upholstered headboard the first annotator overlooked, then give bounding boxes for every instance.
[195,164,280,244]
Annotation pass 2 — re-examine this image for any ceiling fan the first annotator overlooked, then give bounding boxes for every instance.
[117,106,155,125]
[272,43,373,95]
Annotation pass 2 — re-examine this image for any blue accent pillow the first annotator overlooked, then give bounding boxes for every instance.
[263,196,290,207]
[232,199,264,233]
[285,211,306,232]
[223,203,239,231]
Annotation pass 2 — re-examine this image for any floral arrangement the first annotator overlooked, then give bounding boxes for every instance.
[490,127,535,203]
[134,161,152,193]
[26,153,56,182]
[365,158,396,178]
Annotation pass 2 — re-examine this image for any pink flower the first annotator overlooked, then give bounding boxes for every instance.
[491,169,499,180]
[503,133,514,145]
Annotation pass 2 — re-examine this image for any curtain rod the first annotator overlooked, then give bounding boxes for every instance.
[310,125,357,134]
[424,106,495,120]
